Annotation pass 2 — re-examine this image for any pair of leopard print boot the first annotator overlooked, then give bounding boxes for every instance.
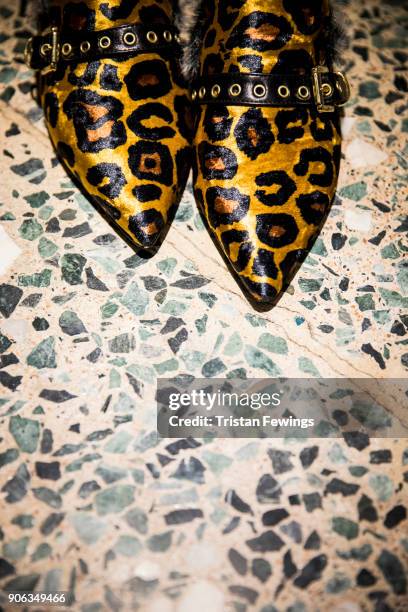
[26,0,349,306]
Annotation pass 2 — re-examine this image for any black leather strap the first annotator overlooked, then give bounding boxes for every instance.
[25,23,179,72]
[191,69,350,112]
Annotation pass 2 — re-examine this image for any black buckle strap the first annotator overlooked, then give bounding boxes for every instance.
[191,67,350,112]
[25,23,179,73]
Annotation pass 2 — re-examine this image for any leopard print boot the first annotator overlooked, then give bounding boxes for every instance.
[26,0,193,249]
[190,0,349,305]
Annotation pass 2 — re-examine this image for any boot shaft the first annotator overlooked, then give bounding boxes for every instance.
[38,0,176,32]
[198,0,332,76]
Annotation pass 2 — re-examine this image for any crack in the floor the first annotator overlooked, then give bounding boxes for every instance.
[169,234,374,379]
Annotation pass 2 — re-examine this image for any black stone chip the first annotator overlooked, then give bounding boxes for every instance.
[87,347,102,363]
[40,512,65,535]
[361,343,386,370]
[0,558,15,579]
[142,276,167,292]
[21,293,42,308]
[0,284,23,318]
[343,431,370,451]
[62,222,92,238]
[32,317,49,331]
[228,548,247,575]
[299,446,319,468]
[164,508,203,524]
[35,461,61,481]
[391,320,406,336]
[168,328,188,354]
[161,317,185,335]
[40,429,53,454]
[1,463,30,503]
[288,494,301,505]
[371,199,391,213]
[165,438,201,456]
[369,450,392,464]
[268,449,294,474]
[339,277,350,291]
[45,217,61,232]
[262,508,289,526]
[280,520,302,543]
[358,494,379,523]
[357,568,377,587]
[156,453,174,467]
[294,554,327,589]
[0,334,12,354]
[39,389,76,403]
[171,457,206,483]
[368,230,386,245]
[376,550,407,595]
[0,371,22,391]
[10,158,44,176]
[228,585,258,605]
[304,530,321,550]
[86,267,109,291]
[283,549,297,578]
[246,530,284,552]
[5,123,20,137]
[78,480,101,499]
[0,353,18,370]
[256,474,281,502]
[332,409,348,426]
[225,489,252,514]
[251,558,271,583]
[303,492,322,513]
[384,505,407,529]
[324,478,360,497]
[223,516,240,535]
[170,275,209,289]
[331,233,347,250]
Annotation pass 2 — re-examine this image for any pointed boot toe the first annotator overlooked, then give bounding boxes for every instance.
[190,0,349,304]
[29,0,193,250]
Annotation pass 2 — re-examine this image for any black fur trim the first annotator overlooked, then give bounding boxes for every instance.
[176,0,206,78]
[177,0,347,80]
[324,6,348,67]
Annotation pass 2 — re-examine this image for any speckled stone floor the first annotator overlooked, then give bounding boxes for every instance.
[0,0,407,610]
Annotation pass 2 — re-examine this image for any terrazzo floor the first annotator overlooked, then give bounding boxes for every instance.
[0,0,407,610]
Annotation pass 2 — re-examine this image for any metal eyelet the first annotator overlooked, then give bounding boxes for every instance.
[253,83,267,98]
[147,31,158,43]
[123,31,137,46]
[99,36,111,49]
[61,43,72,57]
[296,85,310,100]
[198,86,206,99]
[163,30,173,42]
[312,65,335,112]
[80,41,91,53]
[211,84,221,98]
[322,82,333,97]
[40,43,52,57]
[278,85,290,98]
[191,89,197,101]
[229,83,242,97]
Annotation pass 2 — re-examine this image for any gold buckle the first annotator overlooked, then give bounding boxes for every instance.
[24,36,33,67]
[40,26,60,74]
[334,70,351,107]
[312,65,334,113]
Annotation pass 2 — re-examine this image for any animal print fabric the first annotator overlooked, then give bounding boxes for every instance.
[39,0,193,248]
[192,0,342,304]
